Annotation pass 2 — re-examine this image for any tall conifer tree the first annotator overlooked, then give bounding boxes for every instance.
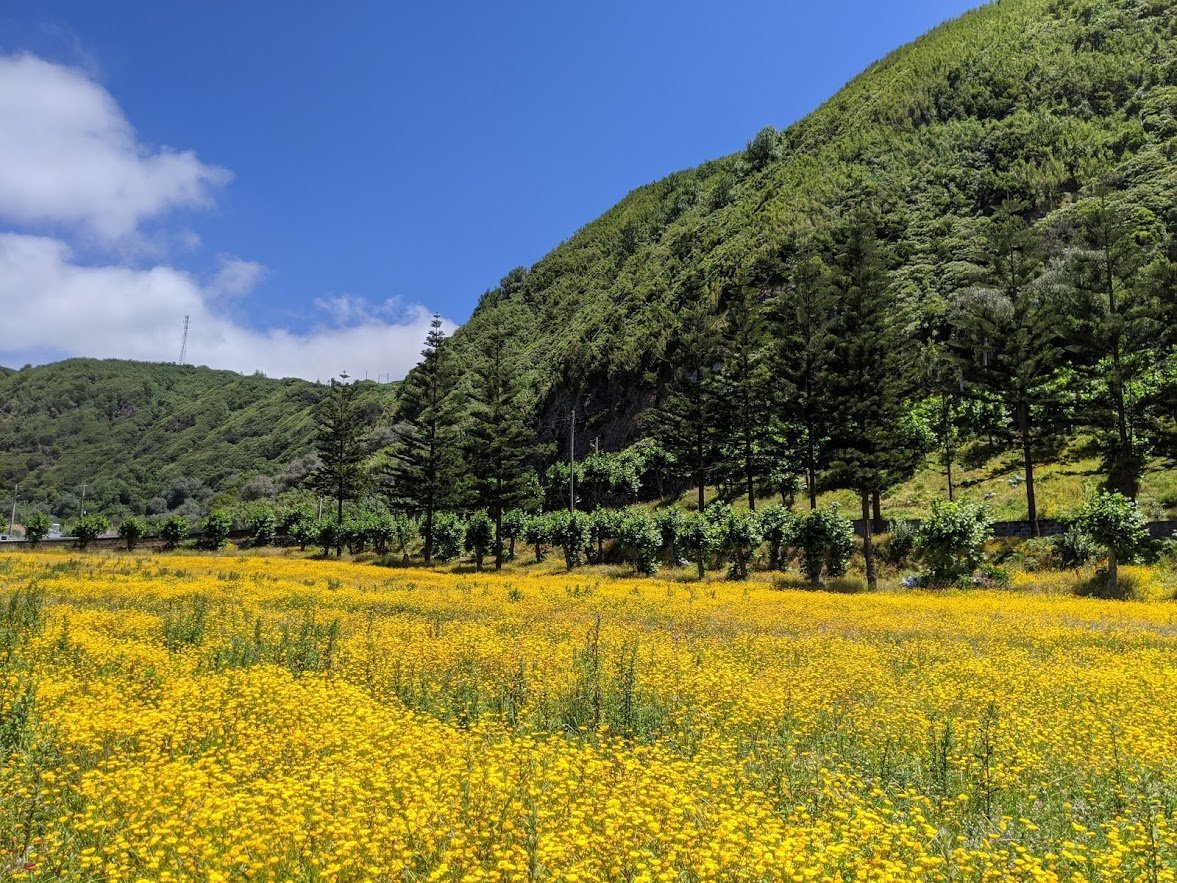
[464,306,540,569]
[386,314,463,563]
[823,214,922,589]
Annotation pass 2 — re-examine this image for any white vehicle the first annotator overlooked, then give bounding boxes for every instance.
[48,523,63,539]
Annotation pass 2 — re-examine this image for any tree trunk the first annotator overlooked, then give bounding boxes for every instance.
[806,422,818,510]
[872,490,884,534]
[423,506,434,565]
[1107,546,1119,598]
[1018,401,1039,538]
[494,506,503,571]
[861,491,876,591]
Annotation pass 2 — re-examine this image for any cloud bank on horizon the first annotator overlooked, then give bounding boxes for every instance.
[0,53,449,381]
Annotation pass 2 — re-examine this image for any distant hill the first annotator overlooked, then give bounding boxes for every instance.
[0,359,395,520]
[447,0,1176,449]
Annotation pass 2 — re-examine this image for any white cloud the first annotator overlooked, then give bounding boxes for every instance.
[210,255,268,298]
[0,53,230,242]
[0,234,452,381]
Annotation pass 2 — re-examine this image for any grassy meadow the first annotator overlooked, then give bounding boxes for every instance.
[1,551,1175,881]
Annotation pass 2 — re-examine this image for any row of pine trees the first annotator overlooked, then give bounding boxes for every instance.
[313,198,1173,586]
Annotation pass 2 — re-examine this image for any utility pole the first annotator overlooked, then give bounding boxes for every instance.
[8,484,17,536]
[79,484,86,518]
[569,407,576,514]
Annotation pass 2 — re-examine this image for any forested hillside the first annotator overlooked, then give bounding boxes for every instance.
[0,359,394,520]
[448,0,1175,452]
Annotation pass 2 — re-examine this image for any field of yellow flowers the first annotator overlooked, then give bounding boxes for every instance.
[1,551,1174,881]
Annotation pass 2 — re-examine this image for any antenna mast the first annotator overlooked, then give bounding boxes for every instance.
[179,315,190,365]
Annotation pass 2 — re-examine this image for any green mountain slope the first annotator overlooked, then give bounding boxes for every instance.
[450,0,1176,448]
[0,359,395,519]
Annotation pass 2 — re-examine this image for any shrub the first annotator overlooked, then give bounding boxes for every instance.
[502,509,527,561]
[72,514,110,550]
[679,512,721,580]
[721,510,762,580]
[759,506,796,570]
[118,516,149,551]
[523,513,552,563]
[878,518,917,566]
[618,509,662,576]
[389,513,417,562]
[550,511,591,570]
[655,508,685,566]
[249,508,278,546]
[464,512,494,570]
[796,508,854,587]
[1010,537,1058,572]
[916,500,993,586]
[589,508,624,564]
[432,513,465,563]
[1073,492,1148,598]
[1053,528,1098,569]
[316,520,342,557]
[198,511,234,551]
[159,514,190,550]
[341,515,369,554]
[23,512,52,546]
[365,512,396,555]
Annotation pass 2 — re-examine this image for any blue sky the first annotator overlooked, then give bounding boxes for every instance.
[0,1,980,380]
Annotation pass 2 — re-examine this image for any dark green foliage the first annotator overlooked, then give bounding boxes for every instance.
[389,513,417,562]
[71,514,109,549]
[796,508,855,587]
[1073,491,1148,597]
[655,508,685,566]
[427,0,1176,510]
[589,508,624,565]
[759,505,796,571]
[679,511,721,580]
[22,512,51,546]
[879,518,918,566]
[822,215,924,589]
[1053,527,1098,569]
[712,286,780,511]
[0,358,393,520]
[117,516,148,551]
[523,513,553,563]
[916,500,993,586]
[950,204,1070,536]
[618,509,662,576]
[463,304,541,569]
[642,299,721,511]
[384,315,464,563]
[719,509,762,580]
[315,520,342,558]
[765,248,837,510]
[280,509,316,551]
[431,513,465,563]
[307,376,371,529]
[501,509,527,562]
[159,514,190,550]
[249,508,277,546]
[198,511,232,551]
[464,512,495,571]
[549,511,591,570]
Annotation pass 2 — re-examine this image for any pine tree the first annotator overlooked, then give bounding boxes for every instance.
[768,247,837,509]
[950,204,1068,537]
[308,374,370,554]
[643,296,721,512]
[385,314,463,564]
[822,214,923,590]
[713,284,781,511]
[464,306,540,569]
[1066,194,1166,498]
